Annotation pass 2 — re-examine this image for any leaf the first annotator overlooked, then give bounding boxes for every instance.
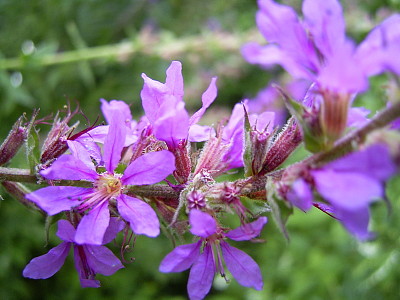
[265,177,293,242]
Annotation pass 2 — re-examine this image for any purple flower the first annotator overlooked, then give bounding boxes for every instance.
[287,144,396,240]
[27,106,176,245]
[243,0,400,94]
[141,61,217,148]
[75,99,139,163]
[23,219,124,287]
[159,210,266,300]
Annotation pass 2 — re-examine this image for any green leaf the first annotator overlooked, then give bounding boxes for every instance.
[266,177,293,242]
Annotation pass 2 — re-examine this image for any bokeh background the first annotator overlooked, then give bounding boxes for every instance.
[1,0,400,299]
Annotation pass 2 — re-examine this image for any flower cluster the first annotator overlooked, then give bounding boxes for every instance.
[0,1,399,299]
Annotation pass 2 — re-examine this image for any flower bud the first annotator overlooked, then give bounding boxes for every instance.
[40,105,79,164]
[0,116,27,166]
[0,111,37,166]
[260,117,302,175]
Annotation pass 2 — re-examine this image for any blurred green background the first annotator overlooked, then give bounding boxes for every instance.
[1,0,400,299]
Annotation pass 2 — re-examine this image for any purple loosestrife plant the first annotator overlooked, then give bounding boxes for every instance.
[0,2,399,295]
[159,209,266,300]
[26,101,176,245]
[23,219,124,287]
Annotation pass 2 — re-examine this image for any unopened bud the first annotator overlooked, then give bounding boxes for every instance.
[260,117,302,175]
[0,111,37,165]
[40,106,79,164]
[187,190,206,210]
[0,116,27,166]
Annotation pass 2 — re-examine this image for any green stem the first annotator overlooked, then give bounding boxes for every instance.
[0,30,260,70]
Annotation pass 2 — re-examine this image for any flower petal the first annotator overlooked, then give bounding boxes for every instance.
[84,245,124,276]
[40,154,97,181]
[302,0,345,57]
[102,217,125,244]
[226,217,268,241]
[165,61,184,101]
[75,201,110,245]
[159,241,201,273]
[122,150,175,186]
[100,99,132,125]
[26,186,91,216]
[153,101,190,147]
[188,124,215,142]
[103,109,127,172]
[325,144,396,181]
[334,205,374,241]
[286,178,314,212]
[189,77,217,125]
[56,219,77,242]
[117,194,160,237]
[312,170,383,210]
[73,245,101,288]
[23,242,70,279]
[189,209,217,238]
[187,245,215,300]
[221,242,263,290]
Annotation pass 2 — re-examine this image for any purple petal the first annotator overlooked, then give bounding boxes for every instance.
[23,242,70,279]
[221,242,263,290]
[165,61,184,101]
[84,245,124,275]
[188,124,215,142]
[189,209,217,238]
[250,111,275,133]
[347,107,370,128]
[40,154,98,181]
[254,0,320,78]
[102,217,125,244]
[75,201,110,245]
[159,241,201,273]
[100,99,132,125]
[56,219,77,242]
[312,170,383,210]
[117,194,160,237]
[72,245,101,288]
[67,140,97,171]
[242,43,305,76]
[317,42,368,93]
[286,178,314,211]
[189,77,217,125]
[79,278,100,288]
[141,74,169,123]
[153,101,190,147]
[334,205,374,241]
[26,186,91,216]
[356,14,400,76]
[103,110,127,172]
[187,245,215,300]
[122,150,175,186]
[325,144,396,181]
[226,217,268,241]
[302,0,345,57]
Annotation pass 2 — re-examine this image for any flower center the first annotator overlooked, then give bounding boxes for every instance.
[95,173,122,197]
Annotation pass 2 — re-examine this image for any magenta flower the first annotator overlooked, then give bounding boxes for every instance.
[26,106,176,245]
[23,219,124,287]
[159,210,266,300]
[286,144,396,240]
[141,61,217,148]
[243,0,400,93]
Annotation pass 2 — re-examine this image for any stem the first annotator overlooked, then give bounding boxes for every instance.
[0,30,260,70]
[0,102,399,200]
